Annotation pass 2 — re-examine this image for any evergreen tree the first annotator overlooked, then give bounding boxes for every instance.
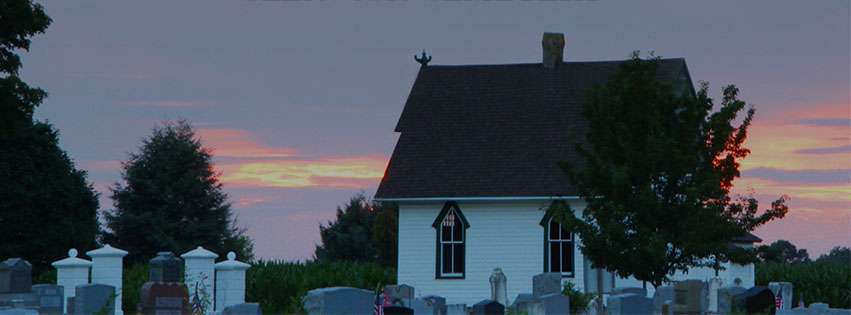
[556,53,788,288]
[0,0,100,274]
[314,193,397,268]
[103,120,253,263]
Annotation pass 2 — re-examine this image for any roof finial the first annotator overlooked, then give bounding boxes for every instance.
[414,49,432,66]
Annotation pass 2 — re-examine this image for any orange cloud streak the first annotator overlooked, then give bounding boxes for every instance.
[198,128,298,158]
[219,156,387,189]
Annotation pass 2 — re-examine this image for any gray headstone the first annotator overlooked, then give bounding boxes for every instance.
[673,280,706,315]
[653,285,674,314]
[769,282,794,311]
[471,299,504,315]
[608,293,652,315]
[489,268,508,307]
[66,296,75,315]
[733,286,775,314]
[0,293,38,309]
[717,286,746,315]
[32,284,64,315]
[0,259,32,294]
[149,252,183,282]
[808,302,829,311]
[510,293,535,312]
[385,284,415,307]
[222,302,262,315]
[413,296,446,315]
[538,293,570,315]
[74,283,115,315]
[303,287,375,315]
[532,273,562,297]
[446,304,467,315]
[612,287,647,297]
[0,308,38,315]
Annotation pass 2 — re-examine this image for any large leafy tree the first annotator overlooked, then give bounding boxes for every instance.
[0,0,100,274]
[314,193,397,268]
[556,53,788,288]
[756,240,810,263]
[103,120,254,263]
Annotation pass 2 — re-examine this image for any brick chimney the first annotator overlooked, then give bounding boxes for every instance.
[542,32,565,68]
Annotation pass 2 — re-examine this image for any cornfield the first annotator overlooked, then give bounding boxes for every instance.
[755,261,851,309]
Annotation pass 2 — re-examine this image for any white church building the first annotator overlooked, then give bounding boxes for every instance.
[374,33,759,305]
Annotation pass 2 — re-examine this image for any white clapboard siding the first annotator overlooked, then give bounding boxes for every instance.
[397,200,587,305]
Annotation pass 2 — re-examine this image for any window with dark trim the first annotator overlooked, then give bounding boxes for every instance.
[541,213,574,277]
[432,202,469,279]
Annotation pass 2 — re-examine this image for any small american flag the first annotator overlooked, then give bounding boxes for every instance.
[374,291,391,315]
[775,294,783,310]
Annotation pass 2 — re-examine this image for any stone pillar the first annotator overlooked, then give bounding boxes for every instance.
[214,252,250,313]
[181,246,218,315]
[51,248,92,314]
[87,245,128,315]
[708,277,723,313]
[489,267,508,307]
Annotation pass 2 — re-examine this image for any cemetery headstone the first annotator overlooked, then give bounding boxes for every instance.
[383,306,415,315]
[303,287,375,315]
[586,297,602,315]
[67,296,75,314]
[489,268,508,307]
[52,248,92,315]
[0,259,32,293]
[532,273,562,298]
[74,284,116,315]
[538,293,570,315]
[32,284,64,315]
[222,302,262,315]
[0,293,38,309]
[708,277,723,313]
[673,280,706,315]
[653,285,674,315]
[510,293,534,312]
[150,252,183,283]
[471,299,504,315]
[768,282,793,311]
[661,300,673,315]
[808,302,828,312]
[733,286,775,315]
[385,284,415,307]
[138,282,189,315]
[446,304,468,315]
[612,287,647,297]
[0,308,38,315]
[717,286,746,315]
[608,293,652,315]
[413,295,446,315]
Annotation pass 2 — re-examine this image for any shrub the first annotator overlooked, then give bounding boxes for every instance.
[246,260,395,314]
[756,261,850,309]
[562,281,594,314]
[122,264,149,314]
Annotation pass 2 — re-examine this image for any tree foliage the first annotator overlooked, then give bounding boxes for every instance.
[102,120,254,263]
[314,193,397,268]
[756,240,810,263]
[0,0,100,275]
[556,52,789,287]
[816,246,851,265]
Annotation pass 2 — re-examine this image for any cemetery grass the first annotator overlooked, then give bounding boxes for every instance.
[246,260,395,314]
[756,260,851,309]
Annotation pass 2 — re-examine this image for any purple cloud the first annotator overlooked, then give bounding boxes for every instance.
[795,144,851,155]
[743,167,851,185]
[798,118,851,127]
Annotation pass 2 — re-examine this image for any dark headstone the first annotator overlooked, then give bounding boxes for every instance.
[303,287,375,315]
[32,284,64,315]
[74,284,115,315]
[0,259,32,294]
[0,292,38,309]
[673,280,706,315]
[717,286,746,314]
[653,286,675,315]
[383,306,414,315]
[222,303,262,315]
[539,293,570,315]
[149,252,183,283]
[67,296,75,315]
[471,299,504,315]
[138,282,189,315]
[609,293,653,315]
[733,286,775,315]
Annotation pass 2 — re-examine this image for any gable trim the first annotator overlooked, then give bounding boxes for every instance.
[377,196,580,202]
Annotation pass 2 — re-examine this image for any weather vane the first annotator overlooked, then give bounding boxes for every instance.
[414,49,432,66]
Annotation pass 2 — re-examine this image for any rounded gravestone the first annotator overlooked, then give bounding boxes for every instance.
[149,252,183,283]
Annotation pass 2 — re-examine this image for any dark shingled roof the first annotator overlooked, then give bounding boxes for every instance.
[375,59,691,200]
[732,232,763,243]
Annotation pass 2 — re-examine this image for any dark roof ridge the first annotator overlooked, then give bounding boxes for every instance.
[421,57,686,68]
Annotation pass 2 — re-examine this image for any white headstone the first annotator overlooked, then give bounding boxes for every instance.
[214,252,250,312]
[182,246,218,315]
[51,248,92,315]
[708,277,723,313]
[489,267,509,307]
[86,245,128,315]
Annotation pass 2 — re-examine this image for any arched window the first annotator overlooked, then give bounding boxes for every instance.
[432,202,469,279]
[541,214,574,277]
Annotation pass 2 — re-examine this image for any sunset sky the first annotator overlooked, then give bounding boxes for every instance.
[26,0,849,260]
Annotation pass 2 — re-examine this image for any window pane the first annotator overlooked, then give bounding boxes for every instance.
[561,242,572,272]
[453,244,465,274]
[453,220,463,241]
[442,244,452,274]
[549,220,560,240]
[550,242,561,272]
[561,226,571,240]
[442,225,451,241]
